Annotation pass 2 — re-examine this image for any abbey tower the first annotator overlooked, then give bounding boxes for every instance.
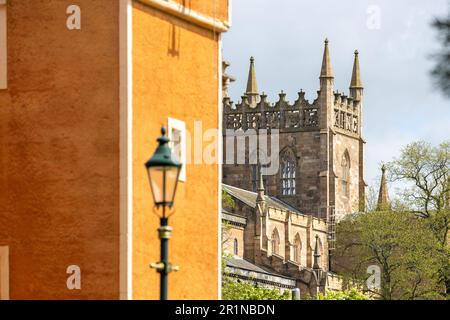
[222,39,366,224]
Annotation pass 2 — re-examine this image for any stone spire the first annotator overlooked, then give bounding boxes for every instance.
[256,167,266,218]
[245,56,260,107]
[313,235,321,270]
[246,56,258,94]
[377,164,390,210]
[320,39,334,79]
[350,50,364,101]
[256,168,265,203]
[350,50,363,89]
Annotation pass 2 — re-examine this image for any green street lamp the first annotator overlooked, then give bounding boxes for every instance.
[145,126,182,300]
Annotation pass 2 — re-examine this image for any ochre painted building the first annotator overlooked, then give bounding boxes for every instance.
[0,0,230,300]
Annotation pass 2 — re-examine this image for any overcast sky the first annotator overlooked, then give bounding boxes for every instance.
[223,0,450,193]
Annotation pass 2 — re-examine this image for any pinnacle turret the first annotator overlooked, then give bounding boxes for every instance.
[320,39,334,79]
[246,56,259,94]
[318,38,334,131]
[313,235,321,270]
[256,167,265,203]
[245,56,260,107]
[350,50,363,89]
[349,50,364,102]
[377,164,390,210]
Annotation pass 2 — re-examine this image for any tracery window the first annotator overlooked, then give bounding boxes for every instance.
[281,149,296,195]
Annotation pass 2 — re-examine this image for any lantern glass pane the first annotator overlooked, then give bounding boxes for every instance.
[147,165,181,205]
[147,166,164,204]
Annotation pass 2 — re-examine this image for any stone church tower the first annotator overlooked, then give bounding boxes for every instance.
[223,39,366,224]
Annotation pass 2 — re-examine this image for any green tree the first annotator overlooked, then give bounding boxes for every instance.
[387,141,450,245]
[334,210,445,300]
[222,278,290,300]
[222,190,236,210]
[317,288,372,300]
[387,141,450,295]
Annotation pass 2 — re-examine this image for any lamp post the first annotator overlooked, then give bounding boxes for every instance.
[145,126,182,300]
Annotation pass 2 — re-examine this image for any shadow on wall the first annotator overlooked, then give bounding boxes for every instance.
[168,23,180,57]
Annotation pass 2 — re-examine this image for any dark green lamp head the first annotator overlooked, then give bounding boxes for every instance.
[145,126,182,208]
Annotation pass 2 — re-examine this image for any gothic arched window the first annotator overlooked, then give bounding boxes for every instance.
[233,238,238,256]
[280,149,296,195]
[251,164,258,191]
[293,233,302,264]
[341,151,350,196]
[250,150,268,192]
[271,228,280,255]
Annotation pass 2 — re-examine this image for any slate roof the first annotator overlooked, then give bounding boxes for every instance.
[222,210,247,226]
[225,256,297,288]
[222,184,302,215]
[226,256,269,274]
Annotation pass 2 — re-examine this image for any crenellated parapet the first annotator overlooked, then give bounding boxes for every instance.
[222,41,364,138]
[333,91,360,135]
[223,90,320,132]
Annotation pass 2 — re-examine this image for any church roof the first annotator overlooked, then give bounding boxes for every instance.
[222,210,247,226]
[226,256,269,273]
[225,257,297,288]
[223,183,302,214]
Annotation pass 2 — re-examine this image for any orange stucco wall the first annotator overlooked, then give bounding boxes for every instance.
[132,2,220,299]
[172,0,229,22]
[0,0,120,299]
